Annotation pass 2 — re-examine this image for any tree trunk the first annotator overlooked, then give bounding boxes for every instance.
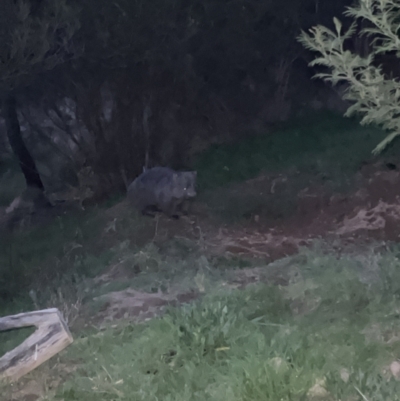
[3,93,45,190]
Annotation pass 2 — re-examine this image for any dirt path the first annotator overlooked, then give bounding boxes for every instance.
[110,162,400,262]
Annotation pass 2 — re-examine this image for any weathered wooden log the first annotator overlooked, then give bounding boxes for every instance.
[0,308,73,382]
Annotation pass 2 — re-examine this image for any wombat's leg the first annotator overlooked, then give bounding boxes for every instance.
[169,209,181,220]
[180,200,191,215]
[165,200,180,220]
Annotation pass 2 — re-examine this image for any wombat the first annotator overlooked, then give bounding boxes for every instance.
[127,167,197,218]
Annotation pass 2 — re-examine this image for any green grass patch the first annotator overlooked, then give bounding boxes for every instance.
[192,111,400,222]
[201,171,319,222]
[89,239,235,300]
[0,208,113,306]
[50,246,400,401]
[0,326,36,357]
[194,111,389,191]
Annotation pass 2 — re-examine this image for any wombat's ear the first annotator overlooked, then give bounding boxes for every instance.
[172,172,179,182]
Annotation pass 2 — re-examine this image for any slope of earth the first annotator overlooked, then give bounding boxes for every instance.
[3,112,400,400]
[101,160,400,265]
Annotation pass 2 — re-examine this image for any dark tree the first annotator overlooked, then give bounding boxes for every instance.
[2,94,44,190]
[0,0,81,193]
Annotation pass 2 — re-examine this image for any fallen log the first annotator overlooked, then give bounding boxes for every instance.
[0,308,73,382]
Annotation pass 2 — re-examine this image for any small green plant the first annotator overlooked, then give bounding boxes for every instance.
[298,0,400,154]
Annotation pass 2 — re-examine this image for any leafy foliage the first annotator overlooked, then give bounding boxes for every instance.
[298,0,400,154]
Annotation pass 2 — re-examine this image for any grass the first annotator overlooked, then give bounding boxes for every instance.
[0,209,112,304]
[192,111,400,222]
[37,246,400,401]
[194,111,391,191]
[0,207,117,360]
[0,326,36,356]
[0,205,123,364]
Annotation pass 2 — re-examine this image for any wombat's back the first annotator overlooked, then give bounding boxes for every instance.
[136,167,175,186]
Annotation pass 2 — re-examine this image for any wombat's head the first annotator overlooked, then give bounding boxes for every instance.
[172,171,197,198]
